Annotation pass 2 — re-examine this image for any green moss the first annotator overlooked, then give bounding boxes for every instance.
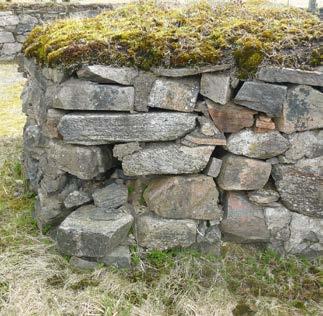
[23,1,322,74]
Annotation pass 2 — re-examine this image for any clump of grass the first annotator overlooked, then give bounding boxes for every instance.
[23,0,322,77]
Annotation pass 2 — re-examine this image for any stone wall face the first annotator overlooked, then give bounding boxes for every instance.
[22,58,323,267]
[0,4,112,61]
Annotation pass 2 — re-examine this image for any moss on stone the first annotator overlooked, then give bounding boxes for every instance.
[23,1,322,76]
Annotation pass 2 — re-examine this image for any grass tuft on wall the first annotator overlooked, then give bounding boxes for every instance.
[22,0,322,77]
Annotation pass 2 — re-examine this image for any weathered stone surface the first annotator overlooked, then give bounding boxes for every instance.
[135,213,197,250]
[182,129,226,146]
[64,191,92,209]
[58,112,197,145]
[113,142,142,160]
[207,100,256,133]
[93,183,128,210]
[69,257,98,270]
[204,157,222,178]
[143,175,222,220]
[0,14,19,27]
[197,116,220,136]
[200,73,232,105]
[1,43,22,58]
[77,65,139,85]
[257,66,323,87]
[264,203,292,253]
[101,246,131,268]
[220,192,270,243]
[248,185,280,204]
[57,205,133,258]
[42,66,69,83]
[47,141,112,180]
[276,85,323,133]
[234,81,287,117]
[0,31,15,43]
[133,71,156,112]
[152,64,230,77]
[53,79,134,111]
[42,109,65,139]
[148,77,199,112]
[285,212,323,257]
[122,143,214,176]
[226,129,289,159]
[272,158,323,218]
[217,154,271,190]
[281,130,322,163]
[195,223,221,256]
[255,115,275,132]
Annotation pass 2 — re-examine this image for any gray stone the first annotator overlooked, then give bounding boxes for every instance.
[143,175,222,220]
[47,141,112,180]
[148,77,199,112]
[200,73,232,105]
[16,35,26,43]
[18,14,38,25]
[121,143,214,176]
[77,65,139,85]
[133,71,157,112]
[234,81,287,117]
[101,246,131,268]
[203,157,222,178]
[135,213,197,250]
[282,130,323,163]
[285,212,322,257]
[276,85,323,133]
[257,67,323,87]
[58,112,197,145]
[264,203,292,253]
[226,129,290,159]
[248,185,280,204]
[53,79,134,111]
[64,191,92,209]
[69,257,98,270]
[57,205,133,258]
[113,142,142,160]
[195,223,221,256]
[197,116,221,137]
[42,109,66,139]
[0,14,19,27]
[0,31,15,43]
[217,154,271,190]
[220,191,270,243]
[42,67,69,83]
[92,183,128,210]
[272,157,323,218]
[151,64,230,77]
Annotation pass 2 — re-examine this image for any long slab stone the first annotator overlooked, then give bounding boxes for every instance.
[121,143,214,176]
[53,79,134,111]
[58,112,197,145]
[257,67,323,87]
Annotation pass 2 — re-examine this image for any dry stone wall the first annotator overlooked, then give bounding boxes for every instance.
[22,58,323,268]
[0,3,112,61]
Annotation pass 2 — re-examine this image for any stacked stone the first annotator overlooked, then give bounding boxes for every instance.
[22,58,323,268]
[0,3,112,61]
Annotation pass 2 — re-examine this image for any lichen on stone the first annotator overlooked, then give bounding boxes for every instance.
[22,0,322,77]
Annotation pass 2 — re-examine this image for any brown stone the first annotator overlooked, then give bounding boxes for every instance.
[255,116,275,131]
[206,100,256,133]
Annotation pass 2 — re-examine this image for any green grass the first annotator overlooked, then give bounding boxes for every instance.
[23,0,322,77]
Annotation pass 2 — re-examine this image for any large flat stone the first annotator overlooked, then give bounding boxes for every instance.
[121,143,214,176]
[47,141,112,180]
[220,191,270,243]
[200,73,232,105]
[276,85,323,134]
[135,213,197,250]
[257,67,323,87]
[0,31,15,43]
[57,205,134,258]
[77,65,139,85]
[58,112,197,145]
[217,154,271,190]
[93,183,128,210]
[148,77,199,112]
[53,79,134,111]
[284,212,323,257]
[234,81,287,117]
[207,100,256,133]
[226,129,290,159]
[143,175,222,220]
[272,157,323,218]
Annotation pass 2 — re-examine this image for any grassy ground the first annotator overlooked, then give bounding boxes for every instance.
[0,63,322,315]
